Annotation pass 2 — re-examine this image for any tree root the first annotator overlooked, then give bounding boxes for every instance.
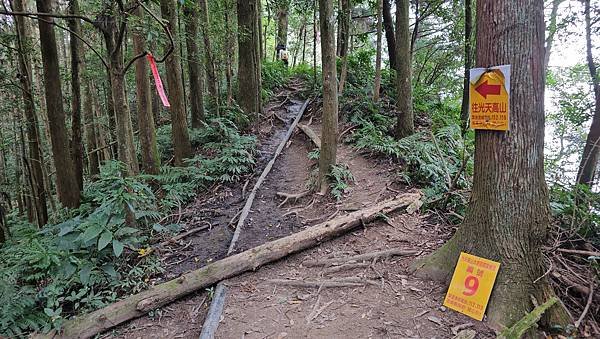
[276,190,311,207]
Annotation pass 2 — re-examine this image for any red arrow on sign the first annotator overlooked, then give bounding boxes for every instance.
[475,80,501,99]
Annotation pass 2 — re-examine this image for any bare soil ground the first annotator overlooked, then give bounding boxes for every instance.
[103,82,495,339]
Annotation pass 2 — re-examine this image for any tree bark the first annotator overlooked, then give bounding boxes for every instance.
[83,80,100,177]
[460,0,473,134]
[414,0,571,332]
[69,0,84,191]
[41,193,420,339]
[160,0,192,166]
[373,0,383,102]
[337,0,351,95]
[198,0,219,108]
[184,4,206,129]
[35,0,81,208]
[13,0,48,226]
[100,13,140,176]
[318,0,338,192]
[394,0,414,139]
[576,0,600,187]
[382,0,396,70]
[237,0,262,117]
[132,7,160,174]
[224,0,234,105]
[276,0,289,47]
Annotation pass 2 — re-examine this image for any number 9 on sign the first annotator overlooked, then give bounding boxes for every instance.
[463,275,479,296]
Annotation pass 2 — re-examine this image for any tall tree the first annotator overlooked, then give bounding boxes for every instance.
[13,0,48,226]
[160,0,192,166]
[382,0,396,70]
[414,0,570,331]
[183,2,206,129]
[544,0,564,72]
[394,0,414,138]
[132,7,160,174]
[83,80,100,177]
[337,0,351,94]
[373,0,383,102]
[69,0,84,191]
[198,0,219,106]
[276,0,289,47]
[237,0,262,116]
[460,0,473,133]
[318,0,338,192]
[576,0,600,187]
[35,0,81,208]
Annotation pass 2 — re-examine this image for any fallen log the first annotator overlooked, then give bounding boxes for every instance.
[38,192,420,339]
[297,123,321,149]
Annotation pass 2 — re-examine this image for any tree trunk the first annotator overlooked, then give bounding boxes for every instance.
[83,80,100,177]
[394,0,414,139]
[237,0,262,117]
[318,0,338,192]
[576,0,600,187]
[544,0,563,73]
[184,4,206,129]
[133,7,161,174]
[13,0,48,226]
[313,0,317,86]
[35,0,80,208]
[224,0,234,105]
[382,0,396,70]
[276,0,289,47]
[104,75,118,159]
[69,0,84,191]
[337,0,351,95]
[101,14,140,176]
[373,0,383,102]
[160,0,193,166]
[414,0,571,332]
[460,0,473,134]
[199,0,220,109]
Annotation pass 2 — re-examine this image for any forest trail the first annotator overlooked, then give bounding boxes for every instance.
[104,82,494,339]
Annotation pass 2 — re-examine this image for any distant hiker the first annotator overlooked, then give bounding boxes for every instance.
[276,43,289,67]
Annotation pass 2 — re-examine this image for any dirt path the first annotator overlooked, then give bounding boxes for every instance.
[104,82,495,338]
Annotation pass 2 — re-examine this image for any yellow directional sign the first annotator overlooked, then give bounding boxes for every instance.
[469,65,511,131]
[443,252,501,321]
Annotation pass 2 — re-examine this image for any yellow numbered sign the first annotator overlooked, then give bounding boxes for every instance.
[469,65,511,131]
[443,252,500,321]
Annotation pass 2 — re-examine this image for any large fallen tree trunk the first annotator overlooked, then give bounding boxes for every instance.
[39,192,420,339]
[298,123,321,149]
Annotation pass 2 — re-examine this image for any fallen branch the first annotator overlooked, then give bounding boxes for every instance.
[297,123,321,149]
[38,193,420,339]
[276,190,310,207]
[303,247,421,268]
[143,224,211,257]
[556,248,600,257]
[575,279,595,328]
[266,277,378,288]
[497,297,558,339]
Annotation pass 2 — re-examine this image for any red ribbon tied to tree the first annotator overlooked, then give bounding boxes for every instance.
[147,53,170,108]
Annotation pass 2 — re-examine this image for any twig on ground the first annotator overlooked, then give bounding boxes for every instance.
[277,190,310,207]
[575,278,595,328]
[338,124,358,142]
[303,248,421,267]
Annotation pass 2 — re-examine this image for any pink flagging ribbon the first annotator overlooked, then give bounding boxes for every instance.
[147,53,170,108]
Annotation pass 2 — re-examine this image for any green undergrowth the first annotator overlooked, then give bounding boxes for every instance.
[0,116,256,337]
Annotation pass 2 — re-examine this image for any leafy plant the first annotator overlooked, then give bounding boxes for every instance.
[328,164,354,201]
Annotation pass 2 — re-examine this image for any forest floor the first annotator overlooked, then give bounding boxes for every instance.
[103,80,495,339]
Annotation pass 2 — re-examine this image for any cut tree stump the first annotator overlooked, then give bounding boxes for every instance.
[37,192,420,339]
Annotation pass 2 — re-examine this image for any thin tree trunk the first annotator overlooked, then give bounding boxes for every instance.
[133,7,160,174]
[69,0,84,191]
[35,0,80,208]
[160,0,192,166]
[394,0,414,138]
[373,0,383,102]
[313,0,317,86]
[338,0,351,95]
[83,80,100,177]
[460,0,473,134]
[318,0,338,192]
[13,0,48,226]
[237,0,262,117]
[415,0,571,332]
[576,0,600,187]
[184,3,206,128]
[104,75,118,158]
[301,21,307,64]
[199,0,220,111]
[277,0,289,47]
[225,0,234,105]
[382,0,396,70]
[100,14,140,176]
[544,0,563,73]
